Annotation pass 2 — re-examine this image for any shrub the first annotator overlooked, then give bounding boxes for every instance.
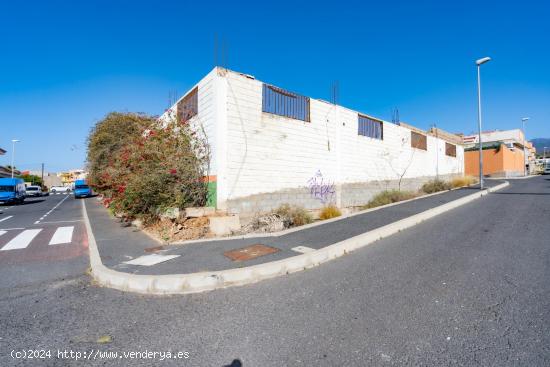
[275,204,313,227]
[319,205,342,220]
[450,176,478,188]
[421,179,451,194]
[363,190,417,209]
[86,112,211,223]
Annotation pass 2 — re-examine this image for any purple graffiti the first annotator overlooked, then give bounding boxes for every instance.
[307,170,336,204]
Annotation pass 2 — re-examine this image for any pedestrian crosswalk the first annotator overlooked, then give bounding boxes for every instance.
[0,226,76,251]
[49,226,74,245]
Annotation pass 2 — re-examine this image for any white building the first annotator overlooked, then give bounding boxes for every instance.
[163,67,464,215]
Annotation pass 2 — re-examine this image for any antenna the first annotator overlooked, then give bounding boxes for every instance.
[391,107,400,124]
[331,80,339,105]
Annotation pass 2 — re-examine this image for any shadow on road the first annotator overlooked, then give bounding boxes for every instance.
[1,199,45,206]
[223,359,242,367]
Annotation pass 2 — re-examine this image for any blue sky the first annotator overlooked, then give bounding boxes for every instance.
[1,0,549,172]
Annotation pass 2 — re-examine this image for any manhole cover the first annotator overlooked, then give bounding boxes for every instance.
[224,244,279,262]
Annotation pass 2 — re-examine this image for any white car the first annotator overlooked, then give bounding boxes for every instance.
[544,163,550,175]
[25,185,43,197]
[50,186,72,193]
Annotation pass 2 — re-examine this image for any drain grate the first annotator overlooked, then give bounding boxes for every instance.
[224,244,279,261]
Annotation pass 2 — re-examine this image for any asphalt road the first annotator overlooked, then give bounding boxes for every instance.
[1,177,549,366]
[0,193,88,289]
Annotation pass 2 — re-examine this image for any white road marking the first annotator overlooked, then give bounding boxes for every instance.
[35,194,71,224]
[291,246,316,254]
[1,229,42,251]
[48,226,74,245]
[0,216,13,223]
[39,220,82,224]
[0,227,25,231]
[123,254,180,266]
[0,230,6,237]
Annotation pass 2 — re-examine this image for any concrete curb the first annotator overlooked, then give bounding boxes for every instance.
[84,181,509,295]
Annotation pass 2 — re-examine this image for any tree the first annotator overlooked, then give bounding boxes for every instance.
[86,112,156,193]
[17,174,43,186]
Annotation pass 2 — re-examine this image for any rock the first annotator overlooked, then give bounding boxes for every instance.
[209,215,241,236]
[184,207,216,218]
[160,207,180,220]
[131,219,143,229]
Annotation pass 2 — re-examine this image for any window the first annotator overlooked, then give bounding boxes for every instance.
[262,84,310,122]
[177,87,198,123]
[445,142,457,157]
[411,131,427,150]
[358,115,383,140]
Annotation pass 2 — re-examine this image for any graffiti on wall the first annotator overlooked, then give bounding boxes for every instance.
[307,170,336,204]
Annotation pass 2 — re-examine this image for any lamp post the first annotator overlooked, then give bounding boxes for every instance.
[521,117,530,176]
[476,57,491,189]
[544,147,548,159]
[10,139,20,178]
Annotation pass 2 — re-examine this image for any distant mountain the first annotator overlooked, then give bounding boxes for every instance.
[531,138,550,155]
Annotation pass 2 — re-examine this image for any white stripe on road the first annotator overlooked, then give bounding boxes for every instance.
[0,216,13,223]
[1,229,42,251]
[35,194,71,224]
[48,226,74,245]
[123,254,180,266]
[0,230,6,237]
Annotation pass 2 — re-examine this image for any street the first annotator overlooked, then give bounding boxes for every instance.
[0,177,548,366]
[0,193,88,290]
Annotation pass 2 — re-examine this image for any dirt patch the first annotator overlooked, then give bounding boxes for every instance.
[144,217,212,243]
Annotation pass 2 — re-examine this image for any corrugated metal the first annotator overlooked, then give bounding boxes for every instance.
[262,84,310,122]
[358,114,383,140]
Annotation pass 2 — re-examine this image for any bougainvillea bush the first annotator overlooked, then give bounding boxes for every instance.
[86,112,210,223]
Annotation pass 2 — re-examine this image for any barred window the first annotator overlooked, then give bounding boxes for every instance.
[262,84,310,122]
[358,115,383,140]
[177,87,198,123]
[411,131,427,150]
[445,142,457,157]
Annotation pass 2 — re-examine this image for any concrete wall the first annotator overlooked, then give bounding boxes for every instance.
[163,68,465,214]
[220,69,464,214]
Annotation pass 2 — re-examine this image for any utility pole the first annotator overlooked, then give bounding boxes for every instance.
[41,163,45,187]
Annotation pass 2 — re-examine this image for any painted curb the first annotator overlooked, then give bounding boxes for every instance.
[84,181,509,295]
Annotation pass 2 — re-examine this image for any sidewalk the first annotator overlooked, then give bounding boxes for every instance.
[86,181,503,277]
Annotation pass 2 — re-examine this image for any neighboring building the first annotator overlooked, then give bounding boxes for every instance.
[161,67,465,215]
[57,169,87,186]
[21,170,63,188]
[462,129,536,177]
[0,147,20,178]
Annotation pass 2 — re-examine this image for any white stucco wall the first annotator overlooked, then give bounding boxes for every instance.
[220,69,464,206]
[164,68,464,211]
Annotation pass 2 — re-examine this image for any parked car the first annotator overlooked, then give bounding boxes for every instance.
[544,163,550,175]
[0,178,26,204]
[50,185,72,193]
[74,179,92,198]
[25,185,43,197]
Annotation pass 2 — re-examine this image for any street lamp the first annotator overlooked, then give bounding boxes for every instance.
[544,147,548,159]
[521,117,530,176]
[476,57,491,189]
[10,139,20,178]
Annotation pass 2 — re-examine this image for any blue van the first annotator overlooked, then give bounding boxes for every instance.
[74,179,92,199]
[0,178,26,204]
